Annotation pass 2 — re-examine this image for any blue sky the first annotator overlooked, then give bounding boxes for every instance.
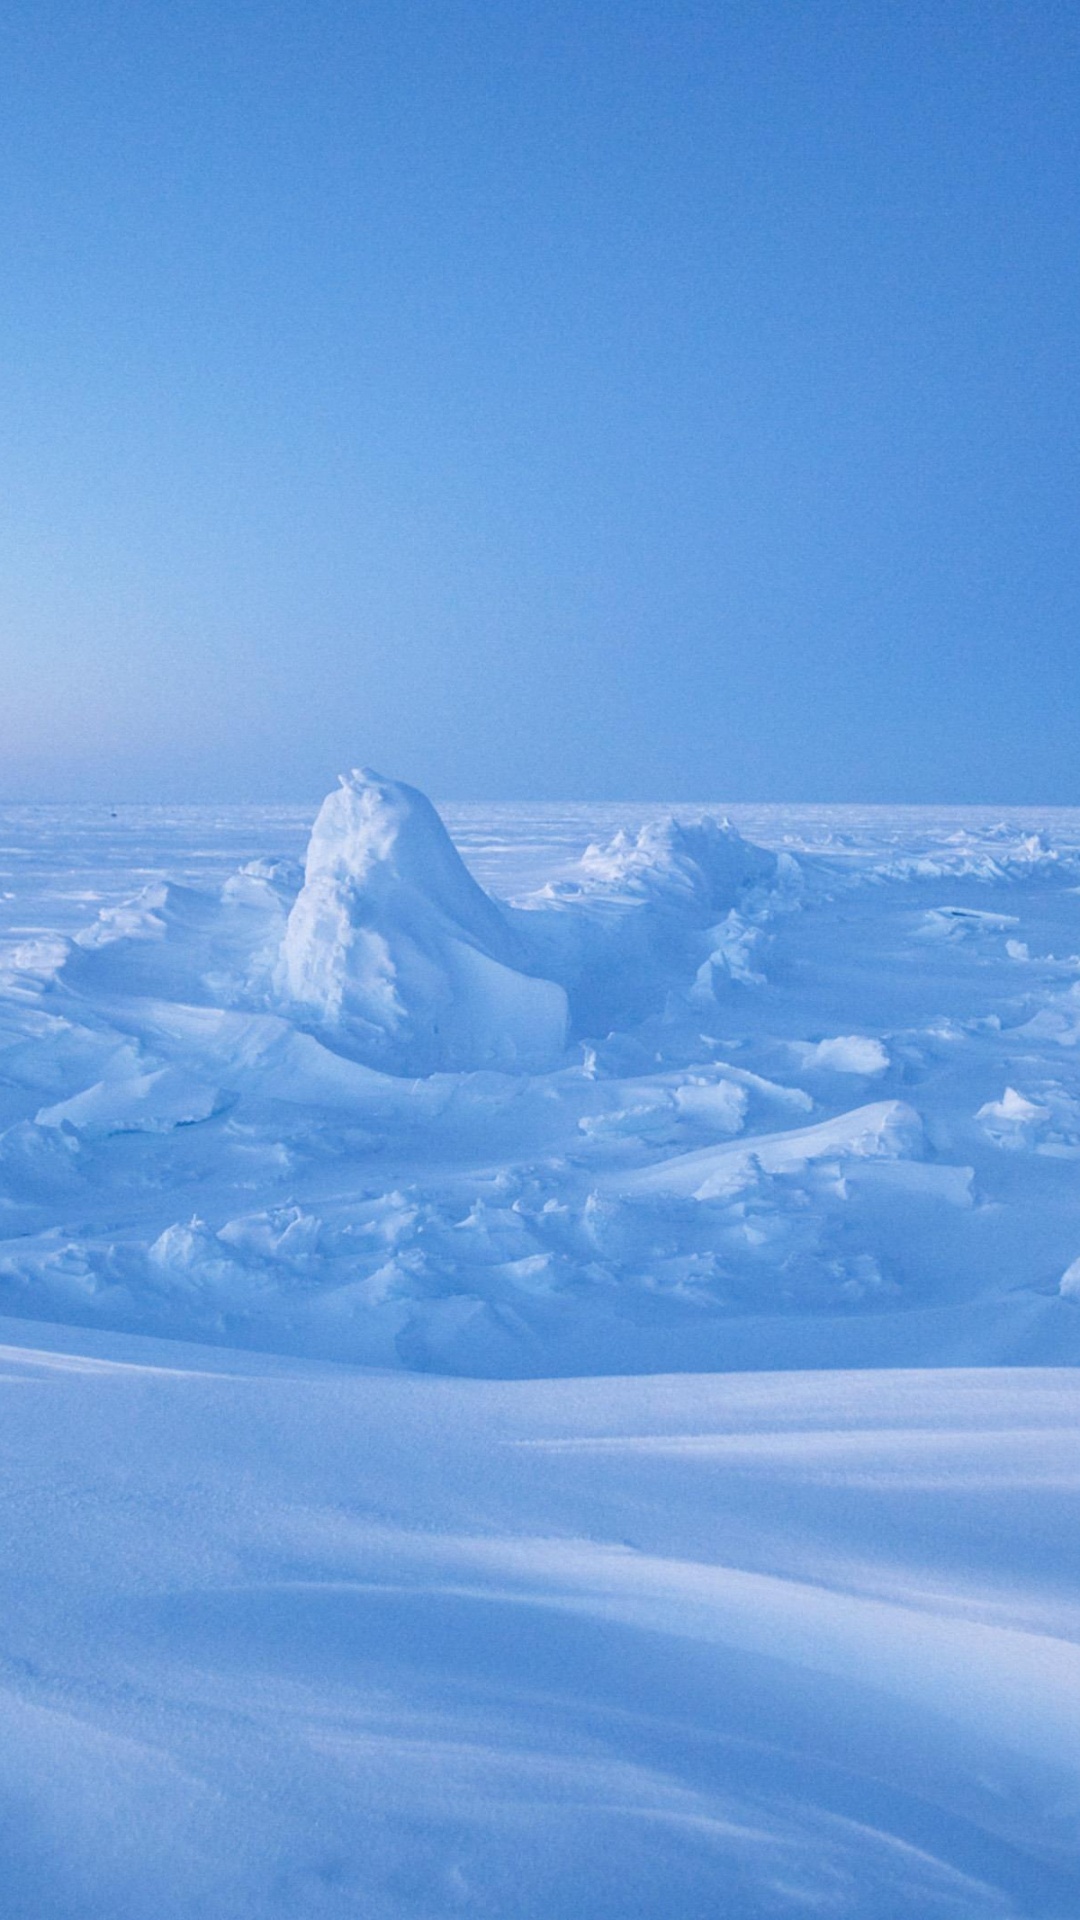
[1,1,1078,802]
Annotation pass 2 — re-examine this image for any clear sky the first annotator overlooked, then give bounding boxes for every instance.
[1,1,1078,803]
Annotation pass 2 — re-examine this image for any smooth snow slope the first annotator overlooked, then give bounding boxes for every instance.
[0,1316,1077,1919]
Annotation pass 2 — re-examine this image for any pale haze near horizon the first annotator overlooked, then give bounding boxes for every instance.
[1,1,1078,806]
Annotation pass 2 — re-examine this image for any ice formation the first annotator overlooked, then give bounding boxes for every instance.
[517,812,779,1032]
[0,776,1077,1372]
[252,769,780,1070]
[279,769,568,1071]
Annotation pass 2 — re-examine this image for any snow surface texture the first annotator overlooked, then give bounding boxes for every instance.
[3,772,1080,1373]
[2,780,1080,1914]
[0,1321,1077,1919]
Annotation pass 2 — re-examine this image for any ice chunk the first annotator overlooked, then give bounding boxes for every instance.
[672,1077,749,1133]
[279,769,569,1073]
[976,1087,1052,1151]
[691,910,766,996]
[148,1218,247,1292]
[518,815,779,1033]
[1060,1256,1080,1300]
[792,1036,890,1075]
[217,1205,322,1265]
[916,908,1020,943]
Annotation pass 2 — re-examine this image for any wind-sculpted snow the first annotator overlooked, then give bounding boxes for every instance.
[0,1322,1076,1918]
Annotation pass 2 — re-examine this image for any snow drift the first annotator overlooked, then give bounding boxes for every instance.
[3,1324,1077,1919]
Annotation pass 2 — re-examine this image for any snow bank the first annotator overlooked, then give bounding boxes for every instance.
[610,1099,923,1200]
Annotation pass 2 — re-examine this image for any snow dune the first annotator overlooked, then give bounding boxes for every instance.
[0,1317,1076,1919]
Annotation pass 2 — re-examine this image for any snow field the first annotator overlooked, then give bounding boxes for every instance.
[0,1320,1076,1918]
[1,779,1080,1914]
[0,775,1079,1371]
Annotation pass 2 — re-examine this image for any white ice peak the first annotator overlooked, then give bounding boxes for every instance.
[279,769,569,1073]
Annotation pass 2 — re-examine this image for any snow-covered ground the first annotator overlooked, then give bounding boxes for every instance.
[1,780,1079,1914]
[3,779,1080,1373]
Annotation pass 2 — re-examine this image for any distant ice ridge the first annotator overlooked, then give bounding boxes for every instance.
[551,814,777,912]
